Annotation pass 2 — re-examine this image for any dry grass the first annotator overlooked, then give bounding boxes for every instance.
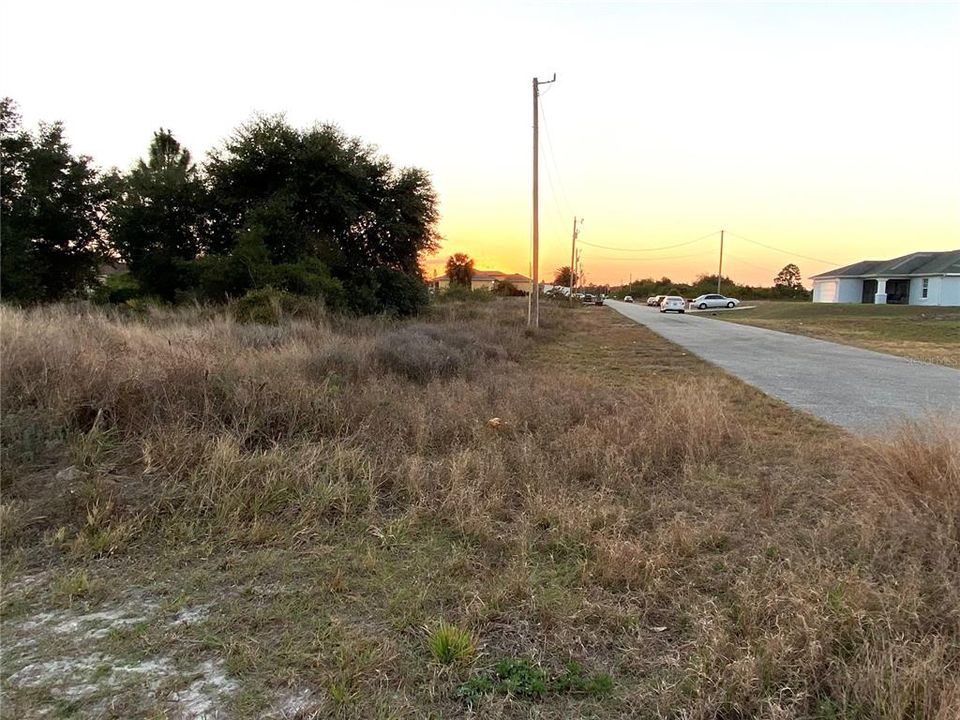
[1,300,958,718]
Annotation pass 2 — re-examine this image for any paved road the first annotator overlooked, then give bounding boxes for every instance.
[606,300,960,435]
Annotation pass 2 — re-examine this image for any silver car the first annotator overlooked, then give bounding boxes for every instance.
[659,296,687,313]
[690,293,739,310]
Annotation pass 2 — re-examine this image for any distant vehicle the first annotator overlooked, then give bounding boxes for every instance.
[582,294,595,304]
[624,295,634,303]
[690,294,740,310]
[659,296,687,313]
[648,294,667,307]
[594,295,604,306]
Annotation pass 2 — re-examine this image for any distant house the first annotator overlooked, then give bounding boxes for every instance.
[431,270,532,292]
[811,250,960,306]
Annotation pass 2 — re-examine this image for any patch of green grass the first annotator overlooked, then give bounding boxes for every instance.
[552,661,614,696]
[456,658,614,705]
[426,620,475,664]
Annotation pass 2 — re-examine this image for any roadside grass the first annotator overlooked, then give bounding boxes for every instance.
[1,299,958,718]
[705,300,960,367]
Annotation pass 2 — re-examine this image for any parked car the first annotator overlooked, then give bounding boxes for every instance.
[582,294,595,304]
[623,295,634,303]
[647,295,666,307]
[659,296,687,313]
[594,295,605,306]
[690,294,740,309]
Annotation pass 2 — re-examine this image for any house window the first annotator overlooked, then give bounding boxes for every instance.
[921,278,929,299]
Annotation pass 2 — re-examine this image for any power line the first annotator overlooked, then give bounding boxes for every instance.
[578,230,721,253]
[724,252,783,276]
[585,250,708,262]
[538,134,569,235]
[724,231,839,266]
[538,97,574,217]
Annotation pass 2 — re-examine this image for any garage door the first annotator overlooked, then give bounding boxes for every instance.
[816,280,837,303]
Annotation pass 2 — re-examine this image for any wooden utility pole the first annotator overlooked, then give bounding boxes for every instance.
[717,229,725,294]
[568,216,580,304]
[530,73,556,327]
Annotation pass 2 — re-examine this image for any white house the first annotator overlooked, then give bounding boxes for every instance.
[811,250,960,306]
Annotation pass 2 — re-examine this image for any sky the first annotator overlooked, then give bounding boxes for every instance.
[2,0,959,287]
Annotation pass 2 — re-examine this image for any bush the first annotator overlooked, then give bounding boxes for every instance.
[372,322,511,383]
[373,328,466,382]
[91,271,142,305]
[437,286,494,303]
[229,288,324,324]
[272,257,346,310]
[345,267,430,317]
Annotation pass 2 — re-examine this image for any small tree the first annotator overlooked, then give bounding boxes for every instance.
[445,253,474,288]
[553,266,577,288]
[774,264,803,289]
[774,264,808,299]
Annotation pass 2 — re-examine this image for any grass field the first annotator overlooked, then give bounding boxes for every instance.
[706,300,960,367]
[2,300,958,719]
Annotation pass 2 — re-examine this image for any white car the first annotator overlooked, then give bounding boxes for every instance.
[624,295,634,303]
[659,296,687,313]
[647,295,666,307]
[690,294,740,310]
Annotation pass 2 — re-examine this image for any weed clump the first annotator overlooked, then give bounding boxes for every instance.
[456,658,613,704]
[372,322,512,383]
[426,620,475,665]
[374,328,466,383]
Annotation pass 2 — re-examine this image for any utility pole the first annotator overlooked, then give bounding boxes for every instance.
[717,229,725,294]
[568,216,580,304]
[530,73,556,327]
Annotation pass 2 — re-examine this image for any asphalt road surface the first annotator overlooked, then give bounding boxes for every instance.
[606,300,960,435]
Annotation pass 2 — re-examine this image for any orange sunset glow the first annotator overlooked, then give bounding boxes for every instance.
[3,1,958,287]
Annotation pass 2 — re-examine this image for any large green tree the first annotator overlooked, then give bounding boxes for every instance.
[1,98,113,302]
[203,115,438,312]
[111,129,208,300]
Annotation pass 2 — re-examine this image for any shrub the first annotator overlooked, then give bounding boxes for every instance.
[272,257,346,310]
[437,286,494,303]
[229,288,325,324]
[344,267,430,317]
[91,271,141,305]
[373,328,466,383]
[371,321,513,383]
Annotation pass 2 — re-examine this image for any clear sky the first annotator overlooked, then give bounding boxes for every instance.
[3,0,958,286]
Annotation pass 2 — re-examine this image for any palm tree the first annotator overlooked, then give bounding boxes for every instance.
[445,253,474,288]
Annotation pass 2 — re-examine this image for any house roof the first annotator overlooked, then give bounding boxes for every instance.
[811,250,960,279]
[434,270,532,283]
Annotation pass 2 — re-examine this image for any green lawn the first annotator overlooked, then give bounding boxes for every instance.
[708,300,960,367]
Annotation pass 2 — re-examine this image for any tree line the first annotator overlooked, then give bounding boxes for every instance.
[612,265,810,302]
[555,263,810,301]
[1,99,439,315]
